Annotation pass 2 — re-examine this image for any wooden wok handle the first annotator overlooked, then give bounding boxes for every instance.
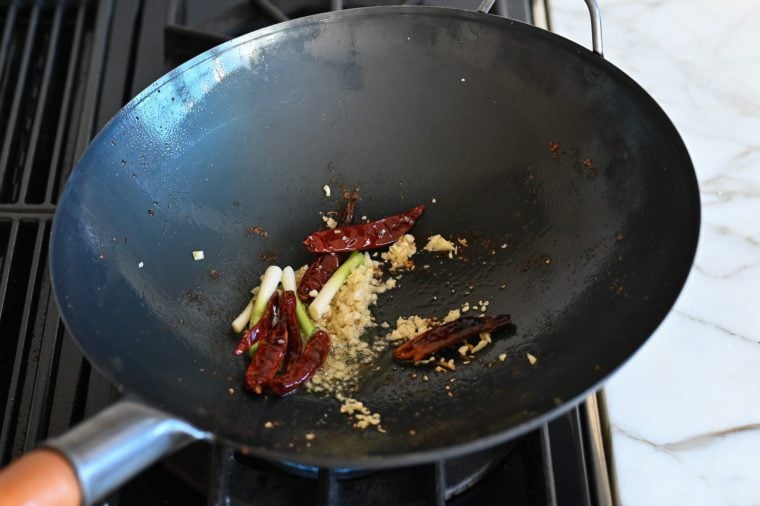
[0,449,82,506]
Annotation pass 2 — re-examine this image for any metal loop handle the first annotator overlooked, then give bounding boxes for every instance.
[478,0,604,57]
[584,0,604,56]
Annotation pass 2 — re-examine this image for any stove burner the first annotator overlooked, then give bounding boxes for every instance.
[272,460,373,479]
[161,437,516,503]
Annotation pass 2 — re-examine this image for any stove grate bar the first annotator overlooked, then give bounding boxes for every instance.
[21,274,64,453]
[45,0,89,204]
[0,0,43,204]
[0,1,21,67]
[70,0,113,171]
[0,219,48,462]
[539,423,558,506]
[544,405,594,506]
[317,467,340,506]
[17,2,65,203]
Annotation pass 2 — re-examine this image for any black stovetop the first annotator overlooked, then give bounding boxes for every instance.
[0,1,611,504]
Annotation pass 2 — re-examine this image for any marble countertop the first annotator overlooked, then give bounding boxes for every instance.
[548,0,760,504]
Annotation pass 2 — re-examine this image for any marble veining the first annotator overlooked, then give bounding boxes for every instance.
[548,0,760,504]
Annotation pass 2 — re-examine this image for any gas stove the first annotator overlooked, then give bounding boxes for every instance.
[0,1,615,504]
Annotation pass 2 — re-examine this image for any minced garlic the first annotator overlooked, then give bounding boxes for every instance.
[322,215,338,228]
[381,234,417,271]
[338,395,383,431]
[306,254,390,394]
[386,315,432,342]
[424,234,457,254]
[443,309,461,323]
[470,339,489,354]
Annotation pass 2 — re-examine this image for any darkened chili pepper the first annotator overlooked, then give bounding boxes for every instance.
[233,292,278,356]
[245,315,289,394]
[297,190,361,301]
[303,204,425,254]
[297,254,342,301]
[268,330,331,396]
[280,291,302,366]
[394,314,513,363]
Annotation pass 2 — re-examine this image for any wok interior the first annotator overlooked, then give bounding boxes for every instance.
[51,8,698,465]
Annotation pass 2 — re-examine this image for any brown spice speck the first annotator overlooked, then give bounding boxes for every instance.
[549,141,560,159]
[208,269,221,280]
[247,226,268,237]
[616,233,625,241]
[583,158,597,176]
[258,251,277,263]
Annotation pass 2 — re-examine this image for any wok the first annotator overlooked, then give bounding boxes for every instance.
[0,3,699,504]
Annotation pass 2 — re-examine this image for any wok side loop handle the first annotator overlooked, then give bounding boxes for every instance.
[477,0,496,13]
[584,0,605,56]
[478,0,605,57]
[25,400,209,505]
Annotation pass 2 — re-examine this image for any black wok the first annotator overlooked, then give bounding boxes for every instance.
[0,5,699,504]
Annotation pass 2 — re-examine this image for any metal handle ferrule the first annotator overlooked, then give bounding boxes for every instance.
[45,401,211,505]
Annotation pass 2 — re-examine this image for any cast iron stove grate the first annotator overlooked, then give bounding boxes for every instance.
[0,1,615,504]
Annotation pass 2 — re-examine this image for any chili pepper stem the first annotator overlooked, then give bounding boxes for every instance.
[281,266,317,338]
[309,251,365,321]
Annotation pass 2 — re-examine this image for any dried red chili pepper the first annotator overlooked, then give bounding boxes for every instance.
[233,292,277,356]
[268,330,331,396]
[280,291,302,365]
[303,204,425,254]
[393,315,513,363]
[245,316,289,394]
[297,190,360,301]
[297,254,341,301]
